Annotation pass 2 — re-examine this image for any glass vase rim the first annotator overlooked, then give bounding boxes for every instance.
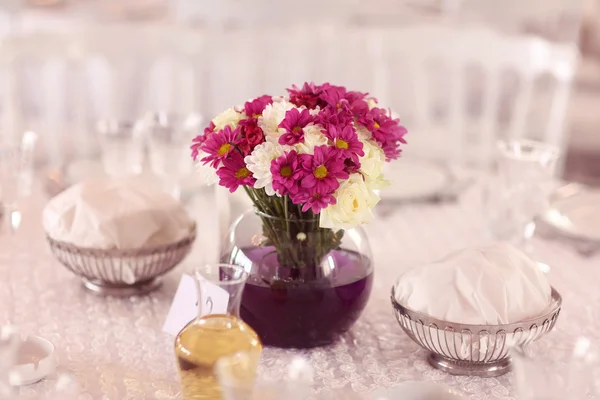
[253,208,320,223]
[194,263,249,286]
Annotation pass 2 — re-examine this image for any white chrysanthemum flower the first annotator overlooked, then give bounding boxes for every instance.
[244,142,287,196]
[319,173,380,230]
[365,175,390,193]
[212,108,244,131]
[360,139,390,192]
[259,99,295,143]
[367,98,378,110]
[295,124,329,155]
[195,152,219,186]
[355,124,372,140]
[359,139,385,180]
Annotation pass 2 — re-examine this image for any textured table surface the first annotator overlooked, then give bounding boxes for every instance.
[1,185,599,400]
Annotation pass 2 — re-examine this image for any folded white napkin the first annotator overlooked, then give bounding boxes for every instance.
[43,178,194,250]
[394,242,552,325]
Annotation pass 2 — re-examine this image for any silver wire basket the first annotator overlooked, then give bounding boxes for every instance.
[47,223,196,296]
[390,286,562,377]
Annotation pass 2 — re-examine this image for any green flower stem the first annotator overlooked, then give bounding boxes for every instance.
[242,187,344,271]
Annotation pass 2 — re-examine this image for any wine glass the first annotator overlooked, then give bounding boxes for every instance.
[142,112,202,199]
[96,119,145,178]
[0,131,38,234]
[482,139,560,251]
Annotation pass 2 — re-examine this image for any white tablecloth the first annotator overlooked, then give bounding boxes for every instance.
[1,184,598,399]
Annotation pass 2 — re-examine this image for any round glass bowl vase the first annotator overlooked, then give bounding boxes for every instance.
[222,210,373,348]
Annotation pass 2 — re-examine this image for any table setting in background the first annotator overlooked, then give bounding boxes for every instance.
[0,76,598,400]
[0,3,596,398]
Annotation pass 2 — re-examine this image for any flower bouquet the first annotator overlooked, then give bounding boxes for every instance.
[191,82,407,347]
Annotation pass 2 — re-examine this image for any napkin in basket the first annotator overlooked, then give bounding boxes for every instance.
[394,242,552,326]
[43,178,194,250]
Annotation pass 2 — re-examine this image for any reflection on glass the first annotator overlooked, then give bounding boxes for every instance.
[482,139,560,249]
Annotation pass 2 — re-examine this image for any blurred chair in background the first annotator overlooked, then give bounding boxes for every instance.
[0,0,586,200]
[373,23,578,202]
[379,24,578,169]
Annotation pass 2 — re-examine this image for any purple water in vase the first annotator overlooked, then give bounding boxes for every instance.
[230,246,373,348]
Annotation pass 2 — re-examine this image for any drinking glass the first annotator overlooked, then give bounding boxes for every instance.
[143,112,202,199]
[216,353,365,400]
[96,119,145,178]
[511,337,599,400]
[216,354,316,400]
[482,139,560,249]
[0,131,38,233]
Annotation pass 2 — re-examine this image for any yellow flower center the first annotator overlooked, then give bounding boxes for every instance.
[280,165,292,177]
[217,143,232,156]
[314,165,328,179]
[373,122,381,129]
[336,103,341,109]
[252,113,261,118]
[352,199,359,211]
[235,167,251,179]
[336,139,349,150]
[293,126,302,133]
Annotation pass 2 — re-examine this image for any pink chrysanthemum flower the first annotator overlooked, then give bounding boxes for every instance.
[278,108,314,146]
[291,191,336,213]
[316,106,353,127]
[244,95,273,118]
[191,121,216,160]
[319,85,369,121]
[191,135,205,161]
[287,82,327,109]
[300,145,349,194]
[204,121,216,135]
[323,124,364,164]
[217,152,255,193]
[381,138,407,161]
[345,90,368,104]
[320,84,348,110]
[358,108,408,161]
[200,125,240,168]
[345,91,370,117]
[271,150,305,195]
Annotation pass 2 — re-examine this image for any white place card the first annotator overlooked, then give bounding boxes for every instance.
[162,274,229,336]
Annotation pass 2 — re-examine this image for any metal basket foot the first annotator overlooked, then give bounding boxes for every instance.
[427,353,511,377]
[82,277,162,296]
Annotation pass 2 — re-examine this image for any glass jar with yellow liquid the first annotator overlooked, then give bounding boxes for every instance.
[175,264,262,400]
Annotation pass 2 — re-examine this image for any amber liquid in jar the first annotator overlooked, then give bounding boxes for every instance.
[175,314,262,400]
